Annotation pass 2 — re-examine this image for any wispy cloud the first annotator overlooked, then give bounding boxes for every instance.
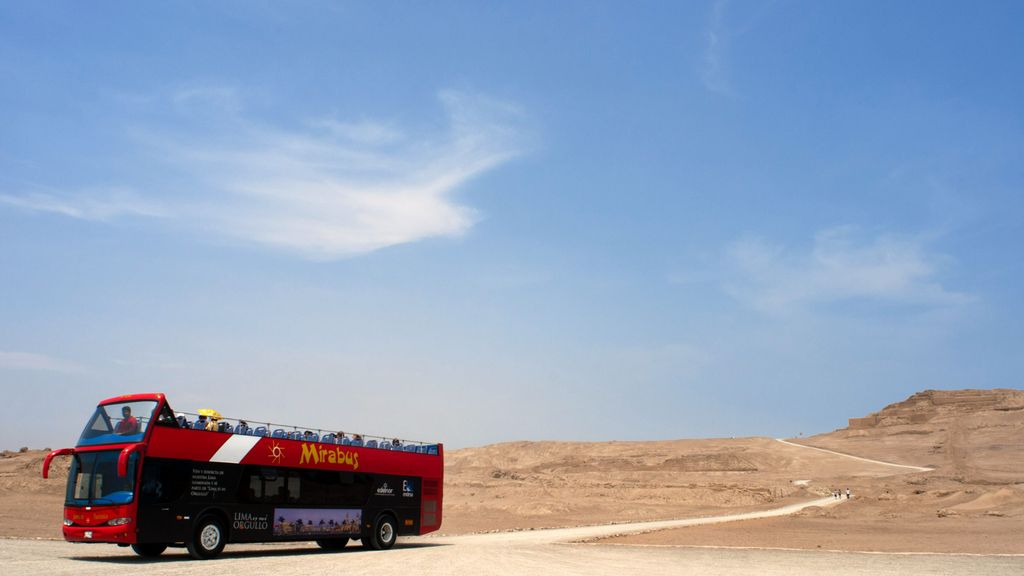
[157,89,525,259]
[700,0,733,96]
[0,89,527,260]
[723,227,970,314]
[0,187,166,221]
[0,351,86,373]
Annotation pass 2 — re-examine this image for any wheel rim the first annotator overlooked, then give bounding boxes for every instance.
[379,522,393,544]
[200,524,221,550]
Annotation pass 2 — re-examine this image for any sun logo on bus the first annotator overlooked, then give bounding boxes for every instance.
[268,441,284,464]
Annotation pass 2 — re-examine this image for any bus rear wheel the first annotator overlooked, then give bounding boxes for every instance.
[187,516,226,560]
[366,514,397,550]
[316,537,350,550]
[131,543,167,557]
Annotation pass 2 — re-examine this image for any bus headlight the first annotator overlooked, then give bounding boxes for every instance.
[106,517,132,526]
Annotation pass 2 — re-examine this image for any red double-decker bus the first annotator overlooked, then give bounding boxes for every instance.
[42,393,443,559]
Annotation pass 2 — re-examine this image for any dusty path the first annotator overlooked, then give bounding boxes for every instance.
[775,438,934,472]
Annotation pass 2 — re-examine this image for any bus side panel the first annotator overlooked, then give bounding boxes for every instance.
[365,476,422,536]
[136,459,243,544]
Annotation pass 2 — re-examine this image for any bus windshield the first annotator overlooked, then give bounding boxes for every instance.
[77,400,158,446]
[66,450,138,506]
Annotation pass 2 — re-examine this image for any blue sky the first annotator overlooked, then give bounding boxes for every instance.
[2,1,1022,450]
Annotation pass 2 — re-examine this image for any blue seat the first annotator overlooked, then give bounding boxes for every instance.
[218,422,233,433]
[427,445,438,455]
[341,437,352,446]
[272,429,287,439]
[405,445,416,453]
[321,433,336,444]
[287,431,302,440]
[306,433,320,442]
[351,439,364,447]
[381,443,392,451]
[365,439,378,448]
[254,426,269,437]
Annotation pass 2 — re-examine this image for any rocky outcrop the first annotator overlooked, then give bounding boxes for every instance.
[847,389,1024,429]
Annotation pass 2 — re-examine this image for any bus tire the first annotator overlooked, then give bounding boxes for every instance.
[131,543,167,557]
[316,537,349,550]
[187,516,226,560]
[366,513,397,550]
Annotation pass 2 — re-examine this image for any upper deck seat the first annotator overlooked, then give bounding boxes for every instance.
[254,426,269,437]
[218,422,233,433]
[321,433,336,444]
[341,437,352,446]
[287,431,302,440]
[365,439,378,448]
[351,439,364,447]
[381,443,392,450]
[427,445,438,455]
[272,429,287,439]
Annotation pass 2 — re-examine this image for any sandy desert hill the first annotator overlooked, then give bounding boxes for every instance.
[606,388,1024,553]
[804,388,1024,481]
[2,388,1022,553]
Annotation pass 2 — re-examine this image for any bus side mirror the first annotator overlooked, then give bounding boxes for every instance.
[43,448,75,479]
[118,444,145,477]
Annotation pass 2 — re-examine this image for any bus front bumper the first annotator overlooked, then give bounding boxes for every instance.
[63,525,135,543]
[63,505,136,544]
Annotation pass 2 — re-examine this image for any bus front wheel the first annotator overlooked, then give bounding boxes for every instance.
[187,516,226,560]
[366,514,397,550]
[131,543,167,557]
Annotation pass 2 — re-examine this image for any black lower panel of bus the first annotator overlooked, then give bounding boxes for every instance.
[136,459,423,545]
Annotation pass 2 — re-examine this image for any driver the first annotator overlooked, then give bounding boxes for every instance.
[115,406,140,435]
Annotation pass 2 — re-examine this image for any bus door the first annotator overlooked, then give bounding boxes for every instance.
[137,459,190,543]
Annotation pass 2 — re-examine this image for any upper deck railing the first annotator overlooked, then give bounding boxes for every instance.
[172,411,440,456]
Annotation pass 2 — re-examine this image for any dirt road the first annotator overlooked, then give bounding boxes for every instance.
[774,438,934,472]
[3,495,1021,576]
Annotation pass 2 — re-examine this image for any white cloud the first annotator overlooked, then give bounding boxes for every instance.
[0,351,86,374]
[166,90,525,259]
[0,187,166,221]
[0,89,526,260]
[723,227,970,313]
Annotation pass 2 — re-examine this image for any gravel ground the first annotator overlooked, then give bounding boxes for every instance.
[3,497,1022,576]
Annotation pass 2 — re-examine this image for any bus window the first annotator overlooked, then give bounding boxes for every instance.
[287,475,301,502]
[77,400,158,446]
[66,451,137,506]
[243,467,288,503]
[139,460,187,505]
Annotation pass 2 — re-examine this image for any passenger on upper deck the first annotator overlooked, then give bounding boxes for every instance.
[206,417,219,432]
[115,406,140,435]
